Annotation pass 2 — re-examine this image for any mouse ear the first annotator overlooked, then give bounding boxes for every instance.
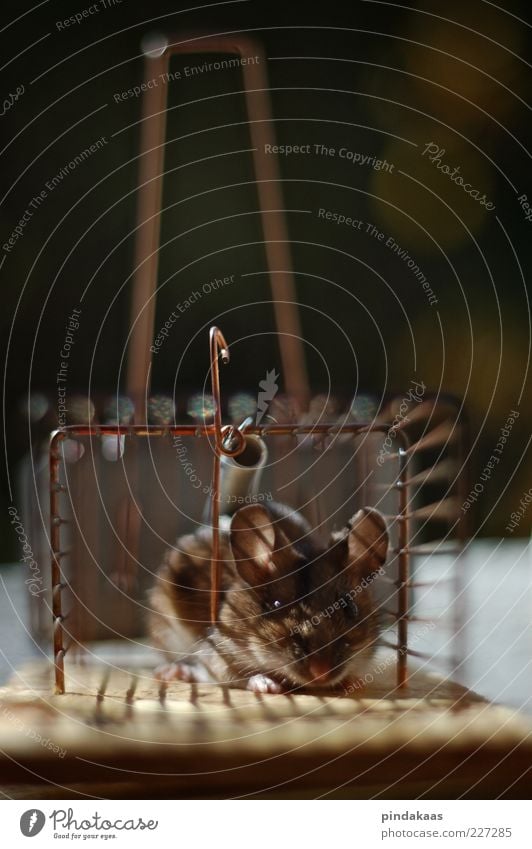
[230,505,286,587]
[346,507,389,579]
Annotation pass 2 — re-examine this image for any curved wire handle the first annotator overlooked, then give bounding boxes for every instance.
[209,326,247,622]
[209,327,245,458]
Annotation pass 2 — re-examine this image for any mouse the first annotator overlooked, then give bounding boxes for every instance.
[148,502,389,694]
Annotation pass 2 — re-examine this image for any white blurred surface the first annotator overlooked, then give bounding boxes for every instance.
[454,540,531,711]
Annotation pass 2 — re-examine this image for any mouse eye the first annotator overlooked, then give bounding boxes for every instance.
[344,594,359,618]
[263,599,282,613]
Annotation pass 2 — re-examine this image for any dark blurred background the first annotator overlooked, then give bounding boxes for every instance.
[1,0,531,552]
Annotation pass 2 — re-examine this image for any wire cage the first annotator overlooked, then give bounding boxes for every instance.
[44,327,467,698]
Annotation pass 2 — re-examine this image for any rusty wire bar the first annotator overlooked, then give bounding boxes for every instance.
[50,430,67,694]
[208,327,249,623]
[396,445,410,688]
[49,422,398,439]
[125,49,167,422]
[209,328,228,626]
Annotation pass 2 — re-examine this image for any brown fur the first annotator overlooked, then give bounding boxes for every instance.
[149,503,388,691]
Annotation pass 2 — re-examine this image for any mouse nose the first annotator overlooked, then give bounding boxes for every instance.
[308,658,333,682]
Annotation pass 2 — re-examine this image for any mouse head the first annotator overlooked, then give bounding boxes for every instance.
[221,504,389,690]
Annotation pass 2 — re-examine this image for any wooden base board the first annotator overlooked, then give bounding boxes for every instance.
[0,649,530,798]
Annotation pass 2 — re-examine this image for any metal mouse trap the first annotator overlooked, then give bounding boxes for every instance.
[41,31,468,703]
[7,31,530,800]
[45,324,467,703]
[8,367,531,798]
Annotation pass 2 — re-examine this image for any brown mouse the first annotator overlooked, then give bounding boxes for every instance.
[149,502,388,694]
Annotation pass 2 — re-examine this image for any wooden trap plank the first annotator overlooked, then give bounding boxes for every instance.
[0,648,530,798]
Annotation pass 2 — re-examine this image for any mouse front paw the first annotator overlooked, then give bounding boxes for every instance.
[155,661,200,683]
[246,674,289,694]
[337,676,366,695]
